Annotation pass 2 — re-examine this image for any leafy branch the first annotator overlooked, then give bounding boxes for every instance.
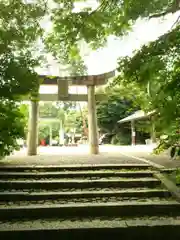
[149,0,180,18]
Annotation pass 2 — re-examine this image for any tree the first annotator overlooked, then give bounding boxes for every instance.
[46,0,180,110]
[96,88,139,144]
[38,103,64,140]
[0,100,26,158]
[96,91,132,133]
[0,0,46,157]
[45,0,179,149]
[115,17,180,151]
[38,102,86,142]
[65,107,88,135]
[19,103,29,136]
[0,0,46,98]
[46,1,180,59]
[39,103,64,119]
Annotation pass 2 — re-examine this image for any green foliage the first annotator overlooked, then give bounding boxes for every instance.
[0,0,46,99]
[154,122,180,155]
[96,89,137,144]
[96,89,135,133]
[38,123,61,140]
[0,0,46,157]
[1,0,177,155]
[38,102,85,139]
[38,53,88,140]
[45,0,180,63]
[111,133,131,145]
[65,110,80,133]
[19,103,29,136]
[96,88,150,145]
[45,0,133,63]
[38,103,65,140]
[116,23,180,151]
[39,126,50,140]
[0,99,26,157]
[44,0,180,150]
[39,103,64,119]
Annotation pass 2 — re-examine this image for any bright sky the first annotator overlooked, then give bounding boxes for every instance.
[85,14,179,75]
[38,1,179,94]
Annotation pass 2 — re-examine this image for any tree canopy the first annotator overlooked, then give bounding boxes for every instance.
[96,90,133,133]
[0,0,46,98]
[116,24,180,145]
[0,0,46,157]
[46,0,180,58]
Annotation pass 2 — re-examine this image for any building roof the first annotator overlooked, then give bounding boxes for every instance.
[118,110,155,124]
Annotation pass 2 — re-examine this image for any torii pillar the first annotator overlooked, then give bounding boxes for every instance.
[27,100,39,156]
[87,85,99,154]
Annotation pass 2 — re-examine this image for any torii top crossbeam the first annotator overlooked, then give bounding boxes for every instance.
[26,70,115,102]
[39,70,115,86]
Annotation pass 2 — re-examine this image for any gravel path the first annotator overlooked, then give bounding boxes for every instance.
[1,145,179,169]
[0,154,141,166]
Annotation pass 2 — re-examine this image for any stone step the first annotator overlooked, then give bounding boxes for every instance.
[1,217,180,239]
[0,197,174,207]
[0,165,178,239]
[0,164,151,172]
[1,197,173,207]
[0,178,161,190]
[0,170,155,179]
[0,189,171,201]
[0,201,179,220]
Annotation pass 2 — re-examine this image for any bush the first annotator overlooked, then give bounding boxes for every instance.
[111,133,131,145]
[154,122,180,158]
[0,99,26,158]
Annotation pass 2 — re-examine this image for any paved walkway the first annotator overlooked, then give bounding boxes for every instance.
[128,152,180,169]
[0,145,179,169]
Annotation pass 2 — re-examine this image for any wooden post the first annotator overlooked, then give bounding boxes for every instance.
[87,85,99,154]
[27,101,39,155]
[131,120,136,146]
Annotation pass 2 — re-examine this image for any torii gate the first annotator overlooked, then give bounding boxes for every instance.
[26,70,115,156]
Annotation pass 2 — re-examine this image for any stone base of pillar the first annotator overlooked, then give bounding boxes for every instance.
[27,147,37,156]
[90,144,99,155]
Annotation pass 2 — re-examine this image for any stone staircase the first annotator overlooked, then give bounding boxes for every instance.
[0,164,179,239]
